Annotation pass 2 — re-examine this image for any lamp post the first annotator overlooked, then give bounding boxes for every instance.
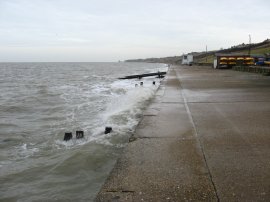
[248,34,251,56]
[206,45,208,62]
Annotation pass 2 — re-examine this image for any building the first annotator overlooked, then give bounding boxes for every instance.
[182,54,193,66]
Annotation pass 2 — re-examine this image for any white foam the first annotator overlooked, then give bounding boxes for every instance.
[100,79,159,135]
[13,143,40,159]
[53,67,165,149]
[53,78,159,149]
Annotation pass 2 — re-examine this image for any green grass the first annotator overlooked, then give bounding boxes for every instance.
[196,55,215,63]
[247,46,270,55]
[196,44,270,64]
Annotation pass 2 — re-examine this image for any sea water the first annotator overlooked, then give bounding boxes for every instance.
[0,62,167,201]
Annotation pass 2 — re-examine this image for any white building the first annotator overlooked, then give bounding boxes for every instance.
[182,54,193,66]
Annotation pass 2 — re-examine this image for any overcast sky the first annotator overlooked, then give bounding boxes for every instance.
[0,0,269,62]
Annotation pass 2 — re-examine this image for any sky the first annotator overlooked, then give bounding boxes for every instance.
[0,0,269,62]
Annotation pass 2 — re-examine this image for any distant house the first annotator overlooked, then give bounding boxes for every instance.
[182,54,193,66]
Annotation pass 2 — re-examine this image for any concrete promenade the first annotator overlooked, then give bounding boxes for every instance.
[96,65,270,202]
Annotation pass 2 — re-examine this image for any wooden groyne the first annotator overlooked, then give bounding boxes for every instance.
[119,71,166,79]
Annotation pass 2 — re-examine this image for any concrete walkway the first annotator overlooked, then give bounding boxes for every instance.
[96,66,270,202]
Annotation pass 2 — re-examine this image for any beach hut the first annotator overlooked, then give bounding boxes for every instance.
[182,54,193,66]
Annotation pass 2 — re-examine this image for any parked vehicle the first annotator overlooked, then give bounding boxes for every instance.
[255,58,265,66]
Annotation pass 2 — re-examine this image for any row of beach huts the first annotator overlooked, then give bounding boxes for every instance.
[181,53,270,69]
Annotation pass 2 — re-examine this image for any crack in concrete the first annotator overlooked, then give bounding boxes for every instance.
[137,136,192,139]
[176,69,221,202]
[105,190,135,193]
[130,136,193,142]
[161,101,184,104]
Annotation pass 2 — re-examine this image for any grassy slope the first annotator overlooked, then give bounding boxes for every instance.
[196,42,270,64]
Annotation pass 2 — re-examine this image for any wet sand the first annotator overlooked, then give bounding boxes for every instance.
[96,65,270,201]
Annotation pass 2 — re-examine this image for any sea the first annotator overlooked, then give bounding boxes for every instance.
[0,62,168,201]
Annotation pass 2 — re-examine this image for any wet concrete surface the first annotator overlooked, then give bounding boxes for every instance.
[96,65,270,202]
[177,66,270,201]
